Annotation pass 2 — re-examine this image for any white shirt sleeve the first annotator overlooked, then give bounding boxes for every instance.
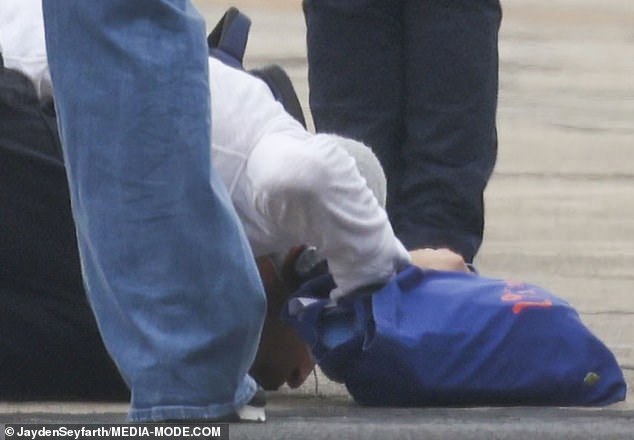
[0,0,53,100]
[209,57,410,299]
[245,132,411,299]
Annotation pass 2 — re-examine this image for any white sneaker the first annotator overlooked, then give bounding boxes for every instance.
[233,387,266,422]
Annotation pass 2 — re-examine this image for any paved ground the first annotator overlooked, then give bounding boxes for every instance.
[1,0,632,438]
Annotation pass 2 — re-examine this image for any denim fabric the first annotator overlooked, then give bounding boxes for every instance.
[42,0,266,421]
[304,0,502,262]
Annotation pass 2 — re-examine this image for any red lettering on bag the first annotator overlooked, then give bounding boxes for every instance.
[502,283,553,314]
[511,299,553,315]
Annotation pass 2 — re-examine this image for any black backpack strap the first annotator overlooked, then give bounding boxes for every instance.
[250,65,307,128]
[208,8,307,128]
[207,7,251,69]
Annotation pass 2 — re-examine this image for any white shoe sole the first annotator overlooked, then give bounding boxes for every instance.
[236,404,266,422]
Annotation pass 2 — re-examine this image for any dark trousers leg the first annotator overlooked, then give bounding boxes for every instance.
[0,67,128,400]
[303,0,405,211]
[395,0,501,261]
[304,0,501,261]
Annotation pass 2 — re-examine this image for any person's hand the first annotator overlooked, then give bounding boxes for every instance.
[408,248,470,273]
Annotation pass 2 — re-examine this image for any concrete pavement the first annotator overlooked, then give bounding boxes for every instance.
[1,0,632,438]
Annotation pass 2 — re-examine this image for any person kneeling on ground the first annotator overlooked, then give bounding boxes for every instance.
[0,3,468,399]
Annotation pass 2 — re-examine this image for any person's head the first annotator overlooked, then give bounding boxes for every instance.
[250,248,315,390]
[249,136,387,390]
[324,134,387,208]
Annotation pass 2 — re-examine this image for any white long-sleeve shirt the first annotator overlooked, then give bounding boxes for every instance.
[1,1,410,298]
[0,0,52,100]
[208,58,409,297]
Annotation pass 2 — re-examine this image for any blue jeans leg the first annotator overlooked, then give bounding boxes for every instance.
[42,0,266,421]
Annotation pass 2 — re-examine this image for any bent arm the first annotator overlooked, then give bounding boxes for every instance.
[209,56,410,298]
[247,133,410,299]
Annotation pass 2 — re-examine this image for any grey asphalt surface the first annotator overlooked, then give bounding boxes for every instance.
[1,0,633,438]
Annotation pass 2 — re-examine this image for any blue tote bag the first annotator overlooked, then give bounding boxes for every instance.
[284,266,627,406]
